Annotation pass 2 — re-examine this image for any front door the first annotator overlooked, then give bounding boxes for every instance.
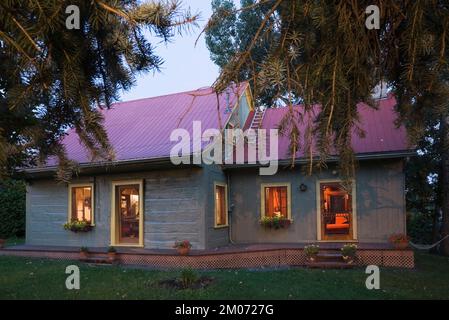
[318,181,355,241]
[111,180,144,247]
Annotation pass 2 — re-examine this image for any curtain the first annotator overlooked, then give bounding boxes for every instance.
[265,187,287,218]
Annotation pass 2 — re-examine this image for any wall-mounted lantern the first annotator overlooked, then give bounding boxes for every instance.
[299,183,307,192]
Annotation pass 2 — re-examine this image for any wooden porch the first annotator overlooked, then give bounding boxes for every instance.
[0,242,414,269]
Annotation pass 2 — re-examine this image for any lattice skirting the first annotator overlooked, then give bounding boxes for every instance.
[0,248,414,269]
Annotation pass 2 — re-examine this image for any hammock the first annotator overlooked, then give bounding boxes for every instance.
[409,234,449,250]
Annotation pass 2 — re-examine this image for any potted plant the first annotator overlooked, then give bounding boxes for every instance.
[388,234,410,250]
[260,216,292,229]
[107,246,117,262]
[304,244,319,262]
[341,244,357,264]
[64,220,93,233]
[173,240,192,255]
[80,246,89,259]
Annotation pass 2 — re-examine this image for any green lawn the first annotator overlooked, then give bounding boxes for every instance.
[0,252,448,299]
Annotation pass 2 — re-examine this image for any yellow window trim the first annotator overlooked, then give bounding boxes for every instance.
[260,183,292,220]
[67,182,95,226]
[110,179,145,248]
[222,83,253,129]
[315,179,358,241]
[214,182,229,228]
[244,85,255,111]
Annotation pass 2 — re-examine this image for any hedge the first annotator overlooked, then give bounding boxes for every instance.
[0,179,26,239]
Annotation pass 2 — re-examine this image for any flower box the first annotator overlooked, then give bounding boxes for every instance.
[260,216,292,229]
[64,220,93,233]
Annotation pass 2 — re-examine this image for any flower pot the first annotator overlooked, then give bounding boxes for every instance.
[108,252,117,262]
[307,255,317,263]
[342,256,354,264]
[177,247,190,256]
[79,251,88,260]
[0,239,5,249]
[393,241,409,250]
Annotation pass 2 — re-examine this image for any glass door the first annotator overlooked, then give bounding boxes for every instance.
[115,184,140,245]
[319,182,353,240]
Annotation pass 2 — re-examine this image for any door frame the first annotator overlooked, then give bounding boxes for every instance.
[316,179,358,242]
[110,179,144,247]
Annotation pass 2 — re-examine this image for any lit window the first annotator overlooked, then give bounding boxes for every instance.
[320,182,352,236]
[69,185,93,224]
[261,184,291,219]
[215,183,228,227]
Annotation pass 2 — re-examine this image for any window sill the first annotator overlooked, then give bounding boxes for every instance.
[260,218,293,222]
[110,243,145,248]
[66,222,95,227]
[214,225,229,229]
[260,218,293,229]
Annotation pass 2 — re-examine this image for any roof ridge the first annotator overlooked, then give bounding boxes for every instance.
[114,86,215,106]
[113,81,249,107]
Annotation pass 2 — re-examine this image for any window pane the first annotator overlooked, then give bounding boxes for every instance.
[265,186,288,218]
[71,186,92,223]
[320,183,351,236]
[117,185,140,244]
[215,185,226,226]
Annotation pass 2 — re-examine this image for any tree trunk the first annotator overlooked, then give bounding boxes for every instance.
[440,115,449,255]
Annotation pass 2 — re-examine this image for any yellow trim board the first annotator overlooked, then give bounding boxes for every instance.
[244,85,255,111]
[67,182,95,226]
[110,179,145,248]
[222,83,251,129]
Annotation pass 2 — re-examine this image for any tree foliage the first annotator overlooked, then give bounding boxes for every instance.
[0,0,198,180]
[406,116,442,245]
[207,0,449,253]
[0,179,26,238]
[208,0,449,178]
[205,0,281,106]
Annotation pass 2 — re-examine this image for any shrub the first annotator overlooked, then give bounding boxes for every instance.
[407,211,434,245]
[63,220,93,232]
[341,244,357,258]
[304,244,319,256]
[388,233,410,244]
[260,216,291,229]
[179,268,198,289]
[173,240,192,249]
[80,246,89,253]
[107,246,117,253]
[0,179,26,239]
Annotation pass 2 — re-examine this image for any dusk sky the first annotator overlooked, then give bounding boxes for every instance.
[120,1,226,102]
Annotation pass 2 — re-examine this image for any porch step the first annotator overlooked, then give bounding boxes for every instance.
[305,261,356,269]
[316,253,344,262]
[80,256,113,265]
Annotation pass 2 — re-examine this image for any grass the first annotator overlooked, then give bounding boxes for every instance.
[0,252,448,299]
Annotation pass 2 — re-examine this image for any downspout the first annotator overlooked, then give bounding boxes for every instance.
[227,171,235,244]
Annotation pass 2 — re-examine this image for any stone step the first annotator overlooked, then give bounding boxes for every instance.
[80,256,113,265]
[316,253,344,261]
[305,261,356,269]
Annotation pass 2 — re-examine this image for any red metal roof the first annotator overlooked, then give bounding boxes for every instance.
[46,84,247,166]
[260,93,410,160]
[46,88,410,167]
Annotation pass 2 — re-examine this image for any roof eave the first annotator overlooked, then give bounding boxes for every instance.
[22,156,202,179]
[222,149,416,170]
